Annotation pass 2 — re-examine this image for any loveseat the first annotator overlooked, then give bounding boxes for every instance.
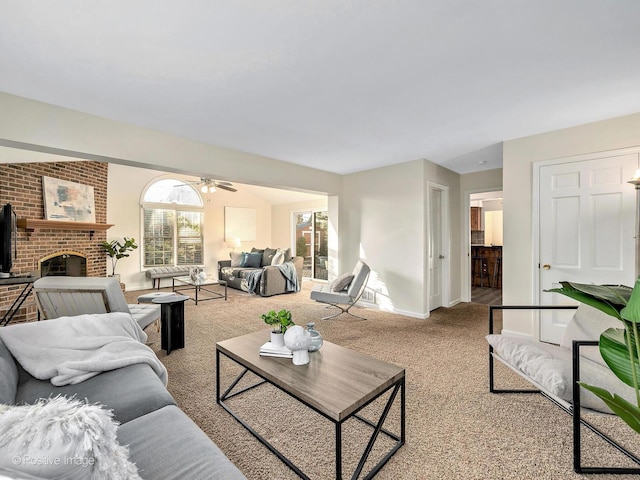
[218,247,303,297]
[0,312,246,480]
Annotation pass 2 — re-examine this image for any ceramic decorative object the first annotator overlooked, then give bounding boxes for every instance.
[306,322,323,352]
[270,332,285,348]
[283,325,312,365]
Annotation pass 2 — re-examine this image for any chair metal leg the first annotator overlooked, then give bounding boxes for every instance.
[321,302,367,320]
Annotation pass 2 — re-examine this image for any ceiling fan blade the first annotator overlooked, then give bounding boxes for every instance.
[215,181,234,187]
[216,184,237,192]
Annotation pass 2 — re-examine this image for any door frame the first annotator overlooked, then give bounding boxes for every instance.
[426,182,450,311]
[532,146,640,339]
[291,208,328,281]
[463,187,503,302]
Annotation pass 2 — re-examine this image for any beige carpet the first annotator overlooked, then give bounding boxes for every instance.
[126,283,640,479]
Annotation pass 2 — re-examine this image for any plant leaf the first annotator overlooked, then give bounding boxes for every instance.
[621,277,640,324]
[545,281,631,319]
[600,328,640,388]
[579,382,640,434]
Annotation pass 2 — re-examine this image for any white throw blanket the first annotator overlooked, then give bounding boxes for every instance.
[0,312,167,386]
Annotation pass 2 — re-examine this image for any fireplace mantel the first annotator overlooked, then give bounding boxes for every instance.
[18,218,113,239]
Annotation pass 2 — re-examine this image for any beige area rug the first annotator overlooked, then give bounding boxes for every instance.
[126,283,640,480]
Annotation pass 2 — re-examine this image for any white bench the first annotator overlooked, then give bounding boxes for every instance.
[487,304,640,474]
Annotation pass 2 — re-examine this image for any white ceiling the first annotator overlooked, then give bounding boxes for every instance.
[1,1,640,175]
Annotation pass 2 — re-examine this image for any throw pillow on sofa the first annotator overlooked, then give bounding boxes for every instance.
[271,249,286,266]
[262,248,277,266]
[331,273,355,292]
[230,251,245,267]
[244,252,263,268]
[0,395,141,480]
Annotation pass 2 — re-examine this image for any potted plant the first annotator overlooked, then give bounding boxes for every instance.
[260,309,294,347]
[100,237,138,279]
[548,280,640,433]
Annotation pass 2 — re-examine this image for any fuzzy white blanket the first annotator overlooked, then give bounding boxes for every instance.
[0,312,167,386]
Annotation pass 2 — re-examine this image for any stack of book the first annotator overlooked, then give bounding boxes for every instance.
[259,341,293,358]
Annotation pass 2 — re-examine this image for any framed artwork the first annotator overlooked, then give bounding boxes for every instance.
[42,176,96,223]
[224,207,256,241]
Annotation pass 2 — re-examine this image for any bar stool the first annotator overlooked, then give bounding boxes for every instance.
[491,249,502,289]
[471,254,489,287]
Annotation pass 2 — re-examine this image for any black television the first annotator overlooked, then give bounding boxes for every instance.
[0,203,16,275]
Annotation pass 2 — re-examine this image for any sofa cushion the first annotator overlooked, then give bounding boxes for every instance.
[486,334,637,413]
[271,249,285,265]
[117,405,246,480]
[244,252,263,268]
[230,251,244,267]
[0,340,18,405]
[0,395,141,480]
[560,303,621,366]
[16,363,175,425]
[262,247,277,266]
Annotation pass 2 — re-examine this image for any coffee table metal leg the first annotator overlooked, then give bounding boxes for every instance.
[336,422,342,479]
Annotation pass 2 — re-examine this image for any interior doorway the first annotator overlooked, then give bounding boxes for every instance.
[469,191,503,305]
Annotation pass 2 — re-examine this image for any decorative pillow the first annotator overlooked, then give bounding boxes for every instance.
[262,248,277,267]
[560,303,621,367]
[0,396,141,480]
[230,251,245,267]
[244,252,263,268]
[271,250,285,266]
[282,247,293,262]
[331,273,354,292]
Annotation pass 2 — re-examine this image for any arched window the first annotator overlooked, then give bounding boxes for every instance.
[141,178,204,267]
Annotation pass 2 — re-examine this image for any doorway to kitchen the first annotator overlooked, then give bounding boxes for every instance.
[469,191,503,305]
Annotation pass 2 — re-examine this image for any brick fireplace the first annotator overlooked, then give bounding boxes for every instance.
[0,161,109,323]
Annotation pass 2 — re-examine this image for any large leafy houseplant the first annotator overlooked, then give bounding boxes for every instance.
[547,280,640,433]
[100,237,138,276]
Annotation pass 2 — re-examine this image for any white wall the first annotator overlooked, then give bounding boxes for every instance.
[503,112,640,336]
[341,160,425,316]
[339,159,460,317]
[107,164,272,290]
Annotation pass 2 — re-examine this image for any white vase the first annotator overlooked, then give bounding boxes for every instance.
[270,332,284,347]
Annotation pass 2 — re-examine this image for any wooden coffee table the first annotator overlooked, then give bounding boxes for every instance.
[216,330,405,479]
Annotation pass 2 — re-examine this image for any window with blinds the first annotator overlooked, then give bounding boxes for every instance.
[141,179,203,268]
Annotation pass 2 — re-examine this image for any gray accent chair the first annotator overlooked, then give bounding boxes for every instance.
[33,276,160,330]
[310,260,371,320]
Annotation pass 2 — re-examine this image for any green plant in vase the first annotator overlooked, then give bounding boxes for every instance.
[547,279,640,433]
[260,309,294,348]
[260,309,294,334]
[100,237,138,277]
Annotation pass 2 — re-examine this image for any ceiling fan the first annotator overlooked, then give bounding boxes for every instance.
[179,177,237,193]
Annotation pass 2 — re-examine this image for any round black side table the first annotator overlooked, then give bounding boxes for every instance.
[152,294,189,355]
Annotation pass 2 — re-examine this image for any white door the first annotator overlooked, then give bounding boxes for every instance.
[538,153,638,343]
[429,186,443,310]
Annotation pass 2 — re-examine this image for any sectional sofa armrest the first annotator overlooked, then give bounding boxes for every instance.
[261,265,288,296]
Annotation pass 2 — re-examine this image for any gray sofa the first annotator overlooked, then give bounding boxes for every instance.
[218,247,303,297]
[0,316,246,480]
